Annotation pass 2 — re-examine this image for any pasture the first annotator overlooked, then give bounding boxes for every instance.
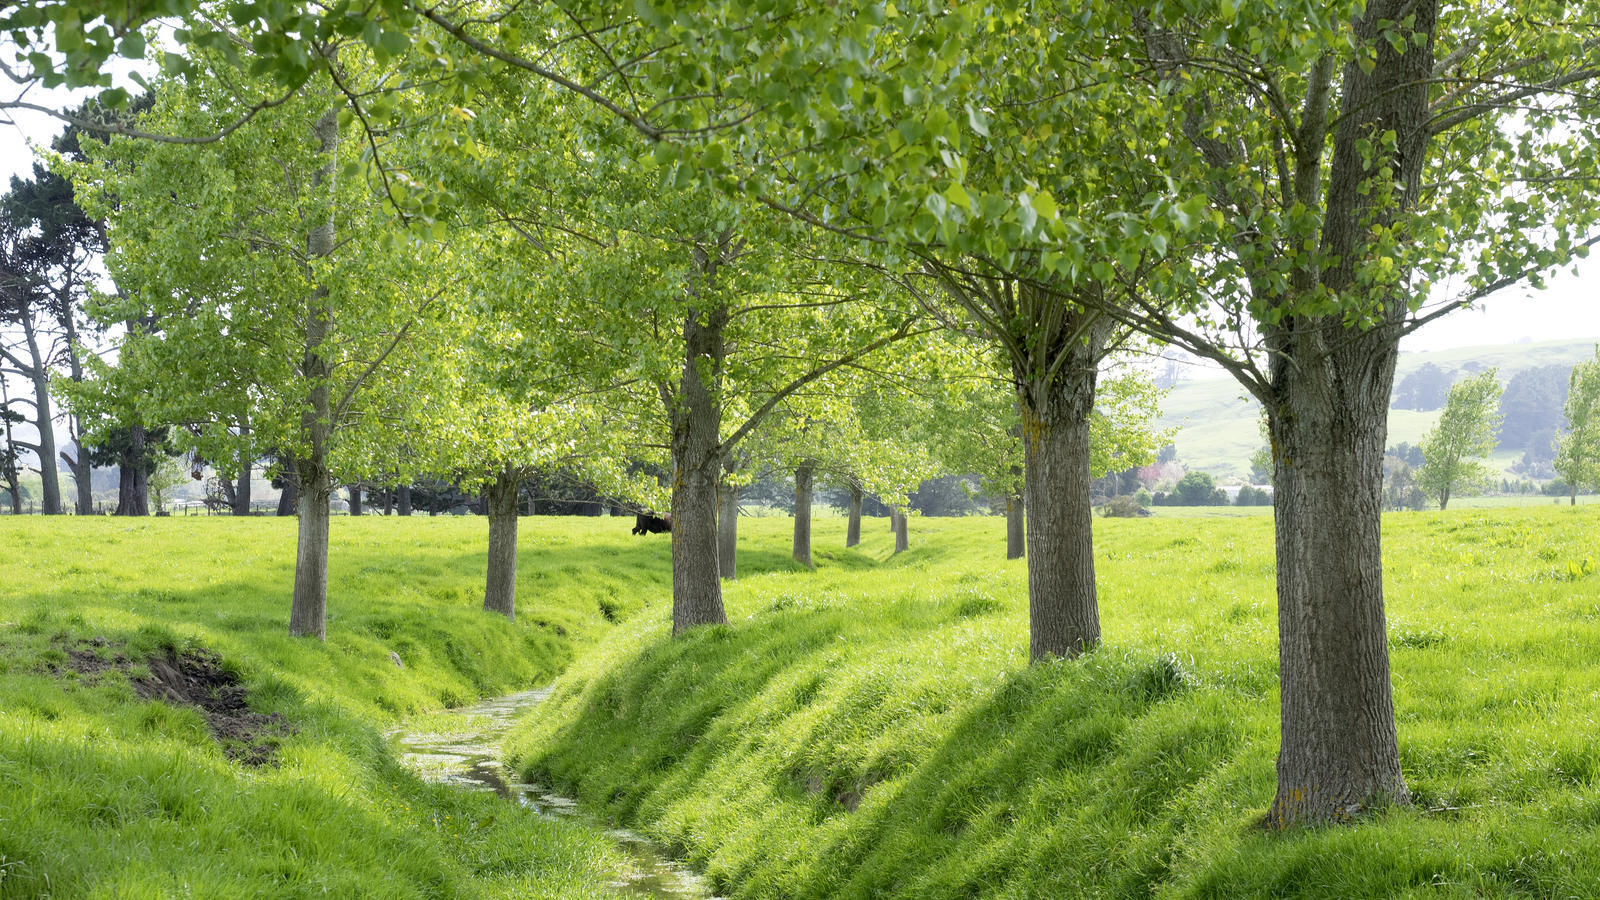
[1,509,1597,897]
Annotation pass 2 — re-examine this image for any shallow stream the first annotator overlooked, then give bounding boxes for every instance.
[395,688,716,899]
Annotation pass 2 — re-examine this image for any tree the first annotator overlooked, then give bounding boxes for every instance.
[72,56,457,639]
[1554,348,1600,505]
[1417,370,1503,510]
[1096,0,1600,827]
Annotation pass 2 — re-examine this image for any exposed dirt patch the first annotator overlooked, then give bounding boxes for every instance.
[50,637,294,767]
[135,647,295,767]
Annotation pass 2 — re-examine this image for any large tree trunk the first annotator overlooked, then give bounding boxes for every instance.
[289,104,339,641]
[1258,0,1429,826]
[893,507,909,553]
[1016,310,1107,663]
[115,424,150,516]
[381,488,394,515]
[60,445,92,515]
[276,468,299,516]
[1265,339,1405,826]
[668,301,729,634]
[348,485,362,516]
[290,457,331,639]
[1005,493,1025,560]
[20,314,61,515]
[792,462,814,566]
[397,484,412,515]
[845,483,862,547]
[717,479,739,580]
[483,465,521,620]
[233,468,252,515]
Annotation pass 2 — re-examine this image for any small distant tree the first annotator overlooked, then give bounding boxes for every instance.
[1554,348,1600,506]
[1417,371,1503,510]
[1173,470,1226,506]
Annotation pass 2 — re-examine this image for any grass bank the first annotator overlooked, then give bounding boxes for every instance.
[509,509,1600,898]
[0,515,672,898]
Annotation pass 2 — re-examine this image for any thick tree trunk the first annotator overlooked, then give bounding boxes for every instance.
[483,465,521,620]
[893,507,909,553]
[1015,309,1107,663]
[845,483,862,547]
[381,489,394,515]
[1006,493,1025,559]
[717,480,739,580]
[290,459,331,639]
[233,468,252,516]
[115,424,150,516]
[397,484,412,515]
[348,485,362,516]
[21,315,61,515]
[60,446,92,515]
[1265,339,1406,827]
[792,463,814,566]
[668,303,730,633]
[276,470,298,516]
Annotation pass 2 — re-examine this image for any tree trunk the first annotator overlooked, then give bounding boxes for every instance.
[1264,338,1406,827]
[718,480,740,580]
[792,462,814,566]
[276,469,298,516]
[1006,493,1025,559]
[289,103,339,641]
[115,424,150,516]
[668,301,729,634]
[845,483,862,547]
[483,465,521,620]
[1015,310,1107,663]
[381,489,394,515]
[348,485,362,516]
[290,458,331,639]
[397,484,412,515]
[60,446,92,515]
[893,507,909,553]
[20,314,61,515]
[233,468,252,515]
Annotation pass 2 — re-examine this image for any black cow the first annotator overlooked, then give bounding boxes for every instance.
[632,513,672,535]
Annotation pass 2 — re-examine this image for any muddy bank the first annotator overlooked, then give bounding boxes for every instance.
[53,637,294,767]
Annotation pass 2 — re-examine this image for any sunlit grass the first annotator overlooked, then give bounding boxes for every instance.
[510,507,1600,898]
[0,515,670,899]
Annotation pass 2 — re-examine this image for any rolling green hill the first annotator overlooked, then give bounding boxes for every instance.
[1156,338,1600,481]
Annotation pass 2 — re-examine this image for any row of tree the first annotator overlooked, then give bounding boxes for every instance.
[11,0,1600,828]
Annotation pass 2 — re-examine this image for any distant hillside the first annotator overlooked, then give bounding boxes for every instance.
[1156,338,1600,482]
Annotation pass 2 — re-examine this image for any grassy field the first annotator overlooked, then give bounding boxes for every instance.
[0,515,675,899]
[507,509,1600,898]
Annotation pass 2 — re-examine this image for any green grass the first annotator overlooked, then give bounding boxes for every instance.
[0,515,675,899]
[508,509,1600,898]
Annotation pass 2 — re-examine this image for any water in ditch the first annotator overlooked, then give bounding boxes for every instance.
[395,688,716,899]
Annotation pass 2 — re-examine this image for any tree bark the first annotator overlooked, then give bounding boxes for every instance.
[233,468,252,515]
[667,300,729,634]
[845,483,862,547]
[483,465,521,620]
[381,488,394,515]
[60,445,92,515]
[290,457,331,640]
[1015,307,1108,663]
[1006,493,1025,560]
[893,507,909,553]
[289,104,340,641]
[115,424,150,516]
[20,313,62,514]
[276,467,298,516]
[792,462,814,566]
[397,484,412,515]
[348,485,362,516]
[717,479,739,580]
[1265,341,1405,826]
